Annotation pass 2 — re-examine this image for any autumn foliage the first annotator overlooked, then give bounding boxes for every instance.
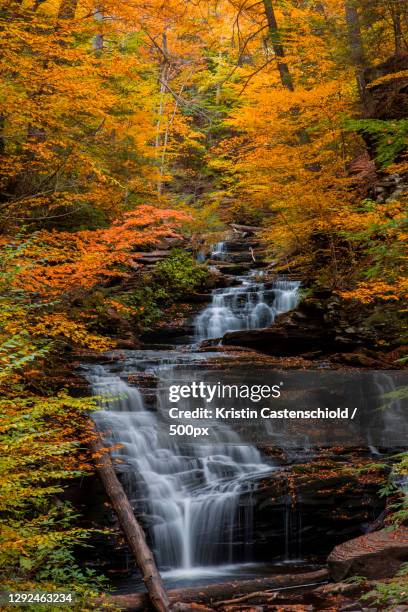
[0,0,407,598]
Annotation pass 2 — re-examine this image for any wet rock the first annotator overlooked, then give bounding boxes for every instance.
[222,323,344,356]
[188,293,212,303]
[208,262,253,275]
[127,372,158,388]
[364,54,408,120]
[197,344,254,353]
[205,269,238,289]
[253,465,384,561]
[140,342,176,350]
[141,304,198,343]
[213,251,255,264]
[73,350,119,363]
[222,239,261,251]
[116,334,141,349]
[142,324,194,341]
[220,285,402,358]
[329,352,399,369]
[328,526,408,581]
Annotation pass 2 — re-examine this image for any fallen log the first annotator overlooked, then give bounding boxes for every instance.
[214,590,278,606]
[90,428,170,612]
[107,569,329,611]
[230,223,262,235]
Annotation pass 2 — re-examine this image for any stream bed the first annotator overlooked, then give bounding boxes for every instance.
[82,240,308,587]
[81,239,403,592]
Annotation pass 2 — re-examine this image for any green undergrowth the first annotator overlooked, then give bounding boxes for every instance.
[113,249,207,331]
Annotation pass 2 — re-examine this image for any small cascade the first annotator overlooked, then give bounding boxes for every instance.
[211,241,228,261]
[195,241,300,341]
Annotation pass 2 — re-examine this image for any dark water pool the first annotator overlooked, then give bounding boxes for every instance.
[110,560,323,593]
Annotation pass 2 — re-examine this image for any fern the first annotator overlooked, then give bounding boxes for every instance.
[346,118,408,167]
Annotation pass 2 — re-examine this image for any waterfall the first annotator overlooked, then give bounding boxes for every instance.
[369,371,406,453]
[195,274,300,341]
[211,241,228,261]
[87,361,271,572]
[86,238,301,575]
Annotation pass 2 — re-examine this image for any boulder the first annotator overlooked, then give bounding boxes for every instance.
[222,324,344,356]
[210,262,253,275]
[328,526,408,581]
[364,54,408,120]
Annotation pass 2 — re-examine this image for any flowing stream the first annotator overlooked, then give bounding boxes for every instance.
[88,359,271,572]
[196,273,300,341]
[85,240,301,578]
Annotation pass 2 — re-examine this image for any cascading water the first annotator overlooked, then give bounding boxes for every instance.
[86,238,302,577]
[88,359,270,572]
[195,251,300,341]
[211,241,228,261]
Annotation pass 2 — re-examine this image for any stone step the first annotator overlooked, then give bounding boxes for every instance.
[211,262,267,275]
[210,252,255,264]
[218,239,260,252]
[224,252,268,264]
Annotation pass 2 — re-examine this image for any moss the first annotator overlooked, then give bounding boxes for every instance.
[114,250,207,332]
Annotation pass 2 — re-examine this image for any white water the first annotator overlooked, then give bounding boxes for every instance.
[211,241,228,261]
[89,366,270,570]
[87,240,302,573]
[195,260,300,341]
[196,243,300,340]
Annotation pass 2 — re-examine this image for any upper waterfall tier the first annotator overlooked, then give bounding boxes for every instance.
[195,241,300,341]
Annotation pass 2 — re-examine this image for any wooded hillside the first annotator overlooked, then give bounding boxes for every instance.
[0,0,407,607]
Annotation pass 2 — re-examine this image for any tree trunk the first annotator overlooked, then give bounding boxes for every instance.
[262,0,294,91]
[344,1,368,108]
[93,7,104,54]
[156,32,170,195]
[57,0,78,20]
[90,428,170,612]
[0,115,5,156]
[262,0,311,147]
[389,1,403,55]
